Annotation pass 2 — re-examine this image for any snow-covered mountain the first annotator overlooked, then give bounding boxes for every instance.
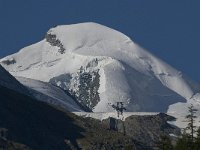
[1,22,200,116]
[0,64,82,111]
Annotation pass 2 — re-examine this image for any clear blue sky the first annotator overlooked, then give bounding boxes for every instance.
[0,0,200,82]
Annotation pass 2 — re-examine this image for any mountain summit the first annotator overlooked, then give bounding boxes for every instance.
[1,23,200,117]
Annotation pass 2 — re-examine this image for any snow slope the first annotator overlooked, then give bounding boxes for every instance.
[16,77,83,112]
[0,65,27,94]
[0,65,82,111]
[74,112,159,121]
[1,22,200,117]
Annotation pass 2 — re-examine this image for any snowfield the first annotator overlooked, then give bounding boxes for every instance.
[1,22,200,129]
[16,77,83,112]
[74,112,159,121]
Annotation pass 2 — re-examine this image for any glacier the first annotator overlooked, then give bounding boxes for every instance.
[1,22,200,127]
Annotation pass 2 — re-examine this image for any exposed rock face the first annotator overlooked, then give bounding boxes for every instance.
[1,58,16,65]
[76,69,100,110]
[50,65,100,111]
[102,113,181,148]
[45,33,65,54]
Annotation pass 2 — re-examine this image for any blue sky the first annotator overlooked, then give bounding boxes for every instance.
[0,0,200,82]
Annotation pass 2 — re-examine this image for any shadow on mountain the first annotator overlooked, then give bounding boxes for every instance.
[122,63,187,112]
[0,85,85,150]
[49,74,92,112]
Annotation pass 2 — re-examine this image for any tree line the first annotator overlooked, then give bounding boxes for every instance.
[158,104,200,150]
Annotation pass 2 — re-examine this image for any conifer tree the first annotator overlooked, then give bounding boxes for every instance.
[175,104,198,150]
[194,127,200,150]
[185,104,198,143]
[174,130,190,150]
[157,134,173,150]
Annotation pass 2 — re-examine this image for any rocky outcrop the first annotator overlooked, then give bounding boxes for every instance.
[45,33,65,54]
[50,65,101,111]
[76,69,100,110]
[1,57,16,65]
[102,113,181,149]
